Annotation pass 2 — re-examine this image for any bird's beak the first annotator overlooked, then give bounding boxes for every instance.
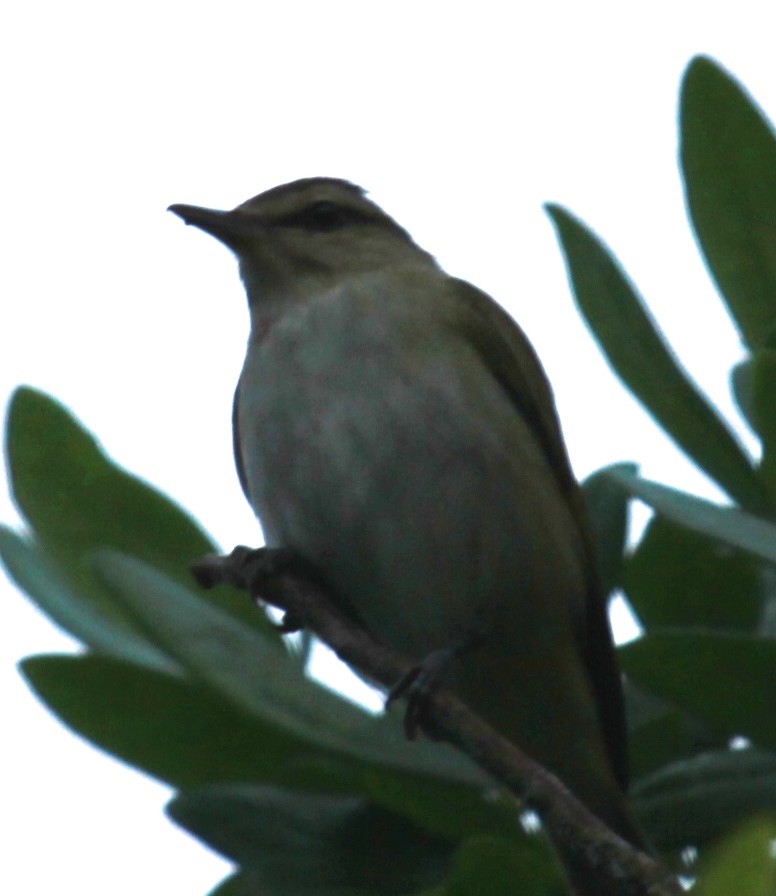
[168,203,258,249]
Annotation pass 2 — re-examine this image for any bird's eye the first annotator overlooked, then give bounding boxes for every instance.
[304,201,352,231]
[274,200,373,232]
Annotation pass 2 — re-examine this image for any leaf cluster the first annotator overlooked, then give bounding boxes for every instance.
[548,54,776,891]
[2,386,564,893]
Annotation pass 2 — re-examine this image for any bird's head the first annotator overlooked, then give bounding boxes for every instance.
[169,177,437,307]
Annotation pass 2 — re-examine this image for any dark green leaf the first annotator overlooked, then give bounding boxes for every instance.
[264,750,524,851]
[0,527,171,668]
[622,677,675,731]
[546,206,768,513]
[4,386,277,643]
[95,551,371,742]
[582,462,636,596]
[625,517,764,632]
[211,871,444,896]
[362,769,522,844]
[95,551,484,784]
[168,784,452,895]
[694,815,776,896]
[206,872,258,896]
[751,350,776,495]
[731,359,757,433]
[207,872,294,896]
[628,709,696,782]
[621,633,776,748]
[607,468,776,566]
[441,835,564,896]
[632,748,776,853]
[20,655,321,788]
[21,653,500,853]
[681,56,776,350]
[624,679,724,778]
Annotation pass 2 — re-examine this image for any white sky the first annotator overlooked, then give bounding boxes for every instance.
[2,3,774,894]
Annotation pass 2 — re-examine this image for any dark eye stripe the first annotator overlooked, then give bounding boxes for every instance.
[273,201,377,232]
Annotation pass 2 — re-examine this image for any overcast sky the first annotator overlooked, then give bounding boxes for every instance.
[3,3,775,894]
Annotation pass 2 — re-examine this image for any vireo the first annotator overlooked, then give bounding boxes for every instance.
[169,178,645,853]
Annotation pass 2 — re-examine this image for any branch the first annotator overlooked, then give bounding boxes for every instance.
[192,546,681,896]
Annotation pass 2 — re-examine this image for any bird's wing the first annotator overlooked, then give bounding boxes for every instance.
[232,380,251,502]
[446,278,630,791]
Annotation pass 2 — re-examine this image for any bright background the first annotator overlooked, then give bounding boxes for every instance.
[2,3,773,893]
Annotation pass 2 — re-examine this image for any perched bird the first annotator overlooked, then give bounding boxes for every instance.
[169,178,645,854]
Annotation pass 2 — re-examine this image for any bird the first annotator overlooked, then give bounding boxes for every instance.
[169,177,646,859]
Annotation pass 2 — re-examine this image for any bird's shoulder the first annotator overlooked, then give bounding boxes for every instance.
[440,277,579,497]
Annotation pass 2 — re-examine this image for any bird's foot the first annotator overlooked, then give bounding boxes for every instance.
[386,629,486,740]
[386,646,459,740]
[192,544,298,589]
[191,545,305,631]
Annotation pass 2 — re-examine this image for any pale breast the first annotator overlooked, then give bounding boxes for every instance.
[236,274,587,659]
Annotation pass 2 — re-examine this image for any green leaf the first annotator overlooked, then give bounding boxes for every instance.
[0,527,171,668]
[731,359,757,433]
[681,55,776,350]
[95,550,484,785]
[21,653,501,853]
[211,872,445,896]
[694,815,776,896]
[441,835,564,896]
[607,468,776,567]
[621,633,776,748]
[628,709,696,782]
[95,551,371,742]
[624,679,723,778]
[622,677,674,731]
[625,517,764,633]
[168,784,452,895]
[582,462,636,596]
[4,386,276,644]
[361,769,522,844]
[545,206,768,513]
[632,748,776,855]
[20,654,321,788]
[751,350,776,494]
[207,873,298,896]
[206,872,259,896]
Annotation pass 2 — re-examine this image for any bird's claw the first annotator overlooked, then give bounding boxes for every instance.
[386,648,455,740]
[191,545,300,594]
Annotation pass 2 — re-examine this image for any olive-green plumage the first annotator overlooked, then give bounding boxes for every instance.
[170,178,645,857]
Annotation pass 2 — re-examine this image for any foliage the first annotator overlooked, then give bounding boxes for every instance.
[4,55,776,892]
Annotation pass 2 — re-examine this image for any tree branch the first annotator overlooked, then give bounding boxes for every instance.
[192,545,681,896]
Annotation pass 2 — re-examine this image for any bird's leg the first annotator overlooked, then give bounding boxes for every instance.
[387,628,485,740]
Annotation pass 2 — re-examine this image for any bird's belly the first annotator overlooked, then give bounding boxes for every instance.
[237,315,587,663]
